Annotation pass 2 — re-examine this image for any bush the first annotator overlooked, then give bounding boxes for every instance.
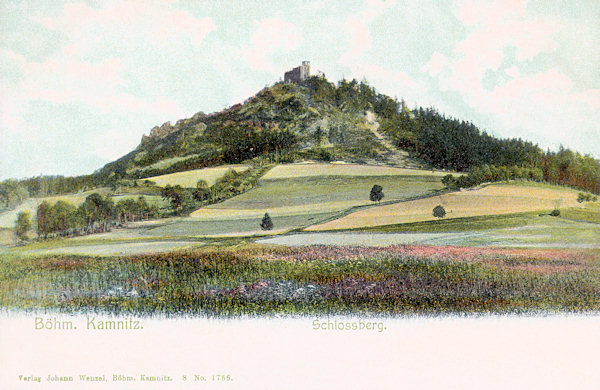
[550,209,560,217]
[433,205,446,218]
[260,212,273,230]
[578,192,597,203]
[441,174,458,190]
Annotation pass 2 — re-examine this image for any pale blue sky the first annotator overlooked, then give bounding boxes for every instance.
[1,0,599,180]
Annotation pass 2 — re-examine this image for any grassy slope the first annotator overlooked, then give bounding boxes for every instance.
[183,163,444,235]
[306,181,581,231]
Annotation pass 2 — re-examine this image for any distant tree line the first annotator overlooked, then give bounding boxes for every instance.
[0,173,114,211]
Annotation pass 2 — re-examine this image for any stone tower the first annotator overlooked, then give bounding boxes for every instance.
[284,61,310,83]
[300,61,310,80]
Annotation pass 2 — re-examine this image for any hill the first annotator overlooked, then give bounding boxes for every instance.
[94,75,600,196]
[2,74,599,205]
[99,78,418,181]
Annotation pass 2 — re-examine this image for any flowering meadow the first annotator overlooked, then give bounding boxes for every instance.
[1,244,599,316]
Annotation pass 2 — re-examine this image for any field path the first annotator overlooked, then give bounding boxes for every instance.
[365,111,423,169]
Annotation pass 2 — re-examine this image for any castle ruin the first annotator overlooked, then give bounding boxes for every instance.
[284,61,310,83]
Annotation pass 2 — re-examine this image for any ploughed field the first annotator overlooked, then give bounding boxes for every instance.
[2,244,599,316]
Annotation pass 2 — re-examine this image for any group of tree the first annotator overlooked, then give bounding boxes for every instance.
[377,105,600,195]
[35,194,157,238]
[0,179,29,209]
[160,167,267,215]
[1,174,110,205]
[441,165,545,190]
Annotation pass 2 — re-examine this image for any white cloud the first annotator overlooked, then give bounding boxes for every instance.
[241,18,302,72]
[340,0,397,66]
[412,0,600,156]
[421,52,449,78]
[437,0,563,103]
[35,1,215,51]
[337,0,427,106]
[457,0,526,26]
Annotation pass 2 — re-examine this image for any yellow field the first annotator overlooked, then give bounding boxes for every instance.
[261,163,452,180]
[145,165,250,187]
[305,183,581,231]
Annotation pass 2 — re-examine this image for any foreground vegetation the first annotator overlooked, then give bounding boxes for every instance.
[1,245,599,316]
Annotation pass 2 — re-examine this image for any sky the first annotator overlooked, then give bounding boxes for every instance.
[1,0,599,180]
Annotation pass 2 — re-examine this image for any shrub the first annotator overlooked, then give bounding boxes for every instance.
[550,209,560,217]
[441,174,458,190]
[433,205,446,218]
[578,192,597,203]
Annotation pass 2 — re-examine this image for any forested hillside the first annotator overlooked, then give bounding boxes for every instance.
[2,75,599,208]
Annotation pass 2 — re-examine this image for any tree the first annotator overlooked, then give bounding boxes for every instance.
[15,211,31,241]
[193,179,210,201]
[433,205,446,218]
[78,193,113,232]
[50,201,77,234]
[260,212,273,230]
[314,126,324,147]
[36,201,52,237]
[369,185,384,203]
[162,185,185,210]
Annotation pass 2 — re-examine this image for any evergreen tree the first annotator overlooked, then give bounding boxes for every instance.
[260,212,273,230]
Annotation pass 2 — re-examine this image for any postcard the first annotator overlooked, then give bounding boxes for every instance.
[1,1,599,389]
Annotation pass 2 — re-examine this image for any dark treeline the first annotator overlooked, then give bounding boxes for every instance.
[205,120,298,163]
[382,107,542,171]
[36,194,158,238]
[20,174,106,196]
